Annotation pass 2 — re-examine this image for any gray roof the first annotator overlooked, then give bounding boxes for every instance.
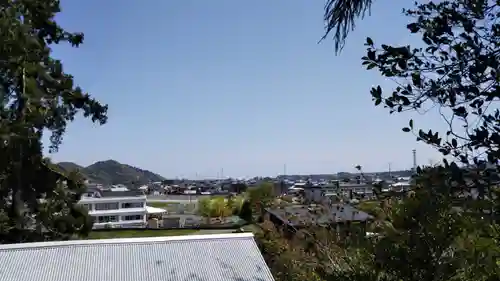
[266,204,372,227]
[0,233,274,281]
[329,204,372,221]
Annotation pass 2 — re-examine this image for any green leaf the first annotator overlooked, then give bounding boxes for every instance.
[407,23,420,33]
[368,50,376,60]
[402,127,411,132]
[398,59,407,70]
[411,72,422,87]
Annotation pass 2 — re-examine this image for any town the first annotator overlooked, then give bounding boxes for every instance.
[78,161,415,231]
[0,1,498,281]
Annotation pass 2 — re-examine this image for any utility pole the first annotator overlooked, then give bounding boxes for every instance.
[388,162,392,178]
[282,164,287,195]
[412,149,417,172]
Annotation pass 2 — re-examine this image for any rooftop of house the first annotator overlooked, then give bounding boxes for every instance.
[338,183,373,188]
[266,204,373,227]
[100,189,145,198]
[304,183,373,189]
[0,233,274,281]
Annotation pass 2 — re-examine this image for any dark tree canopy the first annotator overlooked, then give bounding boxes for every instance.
[0,0,107,243]
[230,182,248,193]
[362,0,500,167]
[259,2,500,280]
[247,182,275,217]
[1,0,107,150]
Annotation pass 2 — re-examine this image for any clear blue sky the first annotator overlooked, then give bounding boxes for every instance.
[46,0,446,178]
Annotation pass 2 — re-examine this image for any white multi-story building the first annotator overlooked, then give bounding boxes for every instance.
[78,190,148,229]
[304,182,375,203]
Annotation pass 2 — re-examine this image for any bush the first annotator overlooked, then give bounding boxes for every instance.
[238,200,253,223]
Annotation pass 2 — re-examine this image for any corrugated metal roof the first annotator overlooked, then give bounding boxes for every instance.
[0,233,275,281]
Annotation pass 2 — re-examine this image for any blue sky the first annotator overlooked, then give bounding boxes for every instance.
[46,0,446,178]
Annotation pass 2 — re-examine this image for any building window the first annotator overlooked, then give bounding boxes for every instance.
[97,216,118,223]
[81,204,93,211]
[121,202,144,209]
[95,202,119,210]
[122,215,143,221]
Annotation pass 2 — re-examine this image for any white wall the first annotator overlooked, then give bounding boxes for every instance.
[78,197,147,229]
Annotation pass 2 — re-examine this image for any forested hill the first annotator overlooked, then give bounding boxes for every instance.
[57,160,165,186]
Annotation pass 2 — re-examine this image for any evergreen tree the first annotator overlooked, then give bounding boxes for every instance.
[0,0,107,243]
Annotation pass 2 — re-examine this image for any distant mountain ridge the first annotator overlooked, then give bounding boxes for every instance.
[57,160,165,186]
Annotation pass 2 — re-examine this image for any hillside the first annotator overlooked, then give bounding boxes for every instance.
[57,160,165,186]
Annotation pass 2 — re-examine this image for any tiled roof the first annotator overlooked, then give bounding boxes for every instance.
[330,204,372,221]
[0,233,274,281]
[266,204,373,227]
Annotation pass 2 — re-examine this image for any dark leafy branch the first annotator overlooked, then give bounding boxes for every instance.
[0,0,107,243]
[322,0,374,53]
[362,0,500,167]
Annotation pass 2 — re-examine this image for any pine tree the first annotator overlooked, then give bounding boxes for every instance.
[0,0,107,243]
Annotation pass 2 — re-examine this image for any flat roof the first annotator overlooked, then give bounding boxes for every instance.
[146,206,167,214]
[79,196,146,202]
[88,208,146,215]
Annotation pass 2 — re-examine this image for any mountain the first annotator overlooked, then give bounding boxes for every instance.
[57,160,165,186]
[58,162,85,172]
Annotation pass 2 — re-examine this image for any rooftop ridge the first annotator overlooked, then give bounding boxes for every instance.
[0,232,254,251]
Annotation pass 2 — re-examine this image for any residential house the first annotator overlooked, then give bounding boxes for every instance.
[265,204,373,239]
[0,233,275,281]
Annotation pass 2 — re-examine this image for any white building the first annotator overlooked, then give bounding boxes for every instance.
[109,184,129,192]
[304,183,374,203]
[389,181,411,192]
[78,190,148,229]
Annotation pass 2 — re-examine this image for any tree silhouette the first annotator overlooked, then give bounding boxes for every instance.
[0,0,107,242]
